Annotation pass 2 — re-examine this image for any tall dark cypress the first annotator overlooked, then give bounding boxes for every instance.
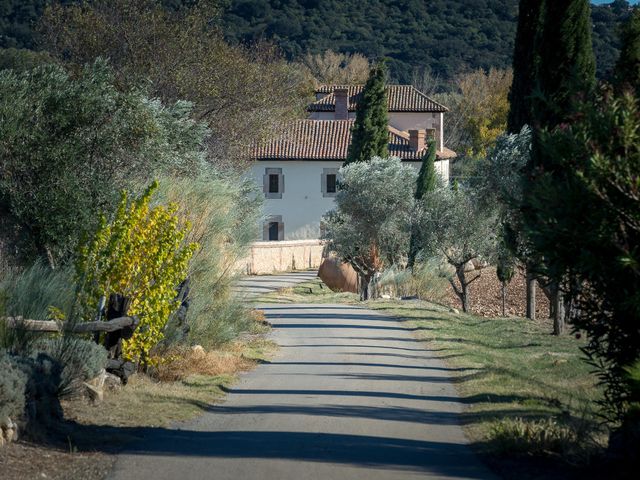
[408,141,438,268]
[414,140,438,200]
[345,61,389,165]
[614,9,640,96]
[533,0,596,131]
[507,0,545,134]
[523,0,597,335]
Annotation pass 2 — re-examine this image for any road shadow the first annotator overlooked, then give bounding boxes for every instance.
[64,424,490,478]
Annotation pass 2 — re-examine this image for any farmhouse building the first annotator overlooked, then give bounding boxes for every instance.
[249,84,455,244]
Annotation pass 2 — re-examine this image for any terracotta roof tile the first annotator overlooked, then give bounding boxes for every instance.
[253,120,456,161]
[310,85,448,113]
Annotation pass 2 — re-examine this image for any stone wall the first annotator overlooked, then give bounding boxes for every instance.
[239,240,324,275]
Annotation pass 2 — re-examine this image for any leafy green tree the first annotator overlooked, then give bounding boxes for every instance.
[615,9,640,95]
[414,186,499,313]
[524,88,640,423]
[0,60,208,264]
[39,0,309,165]
[345,61,389,165]
[323,157,416,300]
[507,0,544,133]
[408,141,439,268]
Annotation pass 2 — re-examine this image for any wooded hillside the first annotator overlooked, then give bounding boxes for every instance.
[0,0,634,82]
[221,0,633,82]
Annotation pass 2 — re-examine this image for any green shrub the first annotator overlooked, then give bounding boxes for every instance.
[76,182,197,366]
[0,260,74,320]
[31,337,107,398]
[0,352,27,421]
[0,261,75,354]
[155,174,260,348]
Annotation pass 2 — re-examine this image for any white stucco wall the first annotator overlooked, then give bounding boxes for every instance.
[249,159,450,241]
[250,160,343,240]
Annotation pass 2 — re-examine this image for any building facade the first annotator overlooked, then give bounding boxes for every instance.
[249,84,456,243]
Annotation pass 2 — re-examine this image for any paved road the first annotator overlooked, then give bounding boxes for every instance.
[232,271,319,298]
[110,303,493,480]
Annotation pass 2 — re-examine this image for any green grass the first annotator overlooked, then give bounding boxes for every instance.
[370,302,604,436]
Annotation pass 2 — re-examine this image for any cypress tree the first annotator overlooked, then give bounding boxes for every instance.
[507,0,545,134]
[614,9,640,96]
[508,0,546,319]
[408,141,438,268]
[414,140,438,200]
[345,61,389,165]
[523,0,596,335]
[533,0,596,130]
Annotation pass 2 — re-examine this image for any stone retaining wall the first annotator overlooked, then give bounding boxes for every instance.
[239,240,324,275]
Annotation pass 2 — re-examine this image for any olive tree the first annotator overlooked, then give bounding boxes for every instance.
[0,60,208,264]
[414,186,499,312]
[323,157,416,300]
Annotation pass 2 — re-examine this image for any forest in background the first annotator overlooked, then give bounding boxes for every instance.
[0,0,635,83]
[223,0,631,83]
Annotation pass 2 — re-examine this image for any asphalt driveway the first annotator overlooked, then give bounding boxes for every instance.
[110,303,493,480]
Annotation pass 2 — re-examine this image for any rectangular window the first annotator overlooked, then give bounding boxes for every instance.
[263,215,283,241]
[326,174,337,193]
[322,168,339,197]
[268,222,279,241]
[268,174,279,193]
[263,168,284,199]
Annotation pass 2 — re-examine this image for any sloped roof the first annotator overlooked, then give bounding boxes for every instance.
[252,120,456,161]
[310,85,448,113]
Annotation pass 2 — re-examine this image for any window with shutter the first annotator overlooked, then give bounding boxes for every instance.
[264,168,283,199]
[322,168,339,197]
[263,215,284,241]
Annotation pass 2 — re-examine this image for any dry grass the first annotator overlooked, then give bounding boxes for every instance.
[153,338,276,382]
[63,337,277,429]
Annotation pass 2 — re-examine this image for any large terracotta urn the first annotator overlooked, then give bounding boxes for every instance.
[318,256,358,294]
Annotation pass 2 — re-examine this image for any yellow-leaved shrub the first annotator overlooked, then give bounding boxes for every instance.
[76,181,197,366]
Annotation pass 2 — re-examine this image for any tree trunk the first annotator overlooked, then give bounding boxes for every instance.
[501,281,507,317]
[359,274,371,301]
[526,267,536,320]
[455,265,470,313]
[461,282,469,313]
[552,284,565,335]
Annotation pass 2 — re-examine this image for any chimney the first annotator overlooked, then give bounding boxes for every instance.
[409,129,426,151]
[334,87,349,120]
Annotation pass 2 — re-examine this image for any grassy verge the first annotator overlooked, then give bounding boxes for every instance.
[261,279,607,478]
[254,277,359,304]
